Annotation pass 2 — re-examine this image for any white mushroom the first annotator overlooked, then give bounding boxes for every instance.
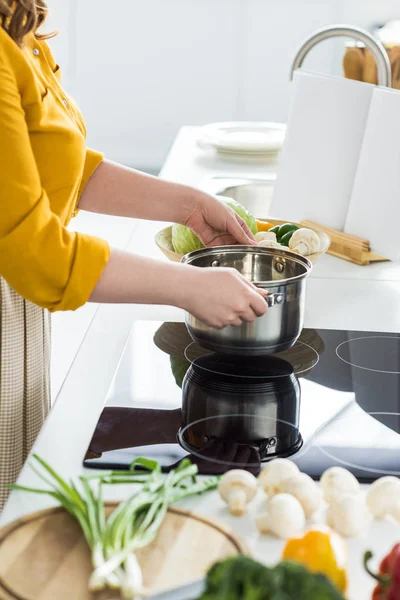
[326,493,370,537]
[366,476,400,519]
[258,459,300,497]
[289,228,320,256]
[280,473,323,518]
[256,493,306,539]
[258,240,284,249]
[255,231,277,243]
[218,470,258,516]
[320,467,360,504]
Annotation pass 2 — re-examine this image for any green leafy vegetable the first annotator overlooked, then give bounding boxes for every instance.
[170,355,191,388]
[199,556,346,600]
[171,198,258,255]
[12,455,217,599]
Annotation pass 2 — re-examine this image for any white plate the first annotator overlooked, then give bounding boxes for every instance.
[197,121,286,154]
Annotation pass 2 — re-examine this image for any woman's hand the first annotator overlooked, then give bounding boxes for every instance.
[183,194,256,247]
[180,266,267,329]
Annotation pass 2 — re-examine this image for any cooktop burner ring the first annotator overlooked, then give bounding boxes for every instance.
[184,340,320,378]
[313,410,400,476]
[336,335,400,374]
[177,413,303,468]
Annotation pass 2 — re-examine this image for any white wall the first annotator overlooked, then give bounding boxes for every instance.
[45,0,400,171]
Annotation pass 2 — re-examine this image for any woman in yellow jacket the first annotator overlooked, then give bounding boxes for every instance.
[0,1,267,508]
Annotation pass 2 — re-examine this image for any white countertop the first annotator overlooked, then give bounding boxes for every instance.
[2,126,400,599]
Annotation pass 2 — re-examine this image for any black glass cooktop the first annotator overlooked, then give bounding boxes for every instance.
[84,321,400,482]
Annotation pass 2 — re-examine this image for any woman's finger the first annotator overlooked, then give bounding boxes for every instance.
[236,214,256,242]
[241,277,269,297]
[226,211,256,245]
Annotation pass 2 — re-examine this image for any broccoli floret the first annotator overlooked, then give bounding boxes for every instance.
[199,556,346,600]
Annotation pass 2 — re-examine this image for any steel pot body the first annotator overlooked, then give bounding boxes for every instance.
[181,246,312,355]
[179,354,302,460]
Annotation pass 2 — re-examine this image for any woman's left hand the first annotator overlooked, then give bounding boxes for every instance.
[183,194,256,247]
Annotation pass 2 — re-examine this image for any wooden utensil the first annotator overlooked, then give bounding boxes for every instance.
[0,504,248,600]
[301,220,388,266]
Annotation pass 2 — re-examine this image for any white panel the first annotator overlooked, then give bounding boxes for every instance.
[73,0,240,168]
[345,87,400,261]
[270,71,374,230]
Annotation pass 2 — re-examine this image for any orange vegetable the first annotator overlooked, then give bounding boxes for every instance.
[282,527,348,593]
[256,220,274,232]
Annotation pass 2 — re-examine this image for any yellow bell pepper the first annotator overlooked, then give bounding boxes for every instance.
[256,219,274,232]
[282,527,348,593]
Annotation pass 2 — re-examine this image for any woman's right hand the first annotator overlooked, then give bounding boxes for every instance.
[181,267,268,329]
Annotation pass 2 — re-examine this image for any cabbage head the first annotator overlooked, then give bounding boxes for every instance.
[171,198,257,255]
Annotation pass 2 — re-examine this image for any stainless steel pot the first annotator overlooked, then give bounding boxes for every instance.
[181,246,312,355]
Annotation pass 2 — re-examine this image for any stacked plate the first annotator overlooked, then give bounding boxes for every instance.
[197,122,286,157]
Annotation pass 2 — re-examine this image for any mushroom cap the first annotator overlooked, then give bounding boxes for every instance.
[327,493,370,537]
[218,469,258,502]
[258,240,283,249]
[255,231,277,243]
[289,228,320,253]
[366,476,400,518]
[262,493,306,538]
[258,459,299,496]
[280,473,323,518]
[320,466,360,504]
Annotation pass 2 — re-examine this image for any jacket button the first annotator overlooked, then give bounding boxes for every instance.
[33,48,39,56]
[62,99,68,108]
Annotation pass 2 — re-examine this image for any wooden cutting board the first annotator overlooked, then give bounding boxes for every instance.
[0,504,248,600]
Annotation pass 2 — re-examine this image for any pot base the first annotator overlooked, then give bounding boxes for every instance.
[189,335,299,356]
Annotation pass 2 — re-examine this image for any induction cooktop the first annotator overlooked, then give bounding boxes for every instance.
[83,321,400,482]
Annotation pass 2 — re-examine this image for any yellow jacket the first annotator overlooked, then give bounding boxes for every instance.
[0,28,110,311]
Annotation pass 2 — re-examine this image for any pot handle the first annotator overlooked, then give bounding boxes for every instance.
[266,292,284,308]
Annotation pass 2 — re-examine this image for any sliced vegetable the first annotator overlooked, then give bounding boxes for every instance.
[12,455,218,599]
[282,527,348,593]
[364,546,400,600]
[199,555,346,599]
[256,219,274,232]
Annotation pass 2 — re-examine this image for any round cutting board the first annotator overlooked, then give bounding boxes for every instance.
[0,504,248,600]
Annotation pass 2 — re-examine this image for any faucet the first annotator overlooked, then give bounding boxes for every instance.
[290,24,391,87]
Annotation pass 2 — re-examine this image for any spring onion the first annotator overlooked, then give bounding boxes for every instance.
[12,455,218,599]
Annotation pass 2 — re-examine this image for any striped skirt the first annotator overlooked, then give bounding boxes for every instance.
[0,278,51,510]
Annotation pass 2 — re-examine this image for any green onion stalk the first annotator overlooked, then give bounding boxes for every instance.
[12,456,218,599]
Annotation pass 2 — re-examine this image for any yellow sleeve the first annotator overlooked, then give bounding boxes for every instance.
[78,148,104,198]
[0,57,110,312]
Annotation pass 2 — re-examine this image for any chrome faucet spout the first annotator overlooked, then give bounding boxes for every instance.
[290,24,391,87]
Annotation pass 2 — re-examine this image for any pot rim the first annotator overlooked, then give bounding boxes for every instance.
[181,245,312,286]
